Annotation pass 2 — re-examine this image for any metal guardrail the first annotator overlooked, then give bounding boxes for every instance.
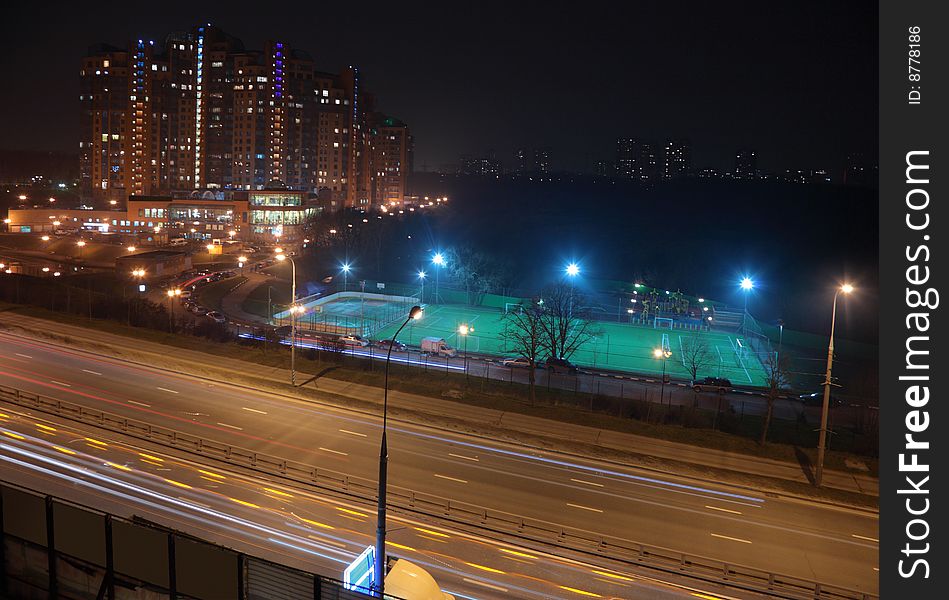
[0,383,877,600]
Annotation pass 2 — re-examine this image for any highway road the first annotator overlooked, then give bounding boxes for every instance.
[1,408,750,600]
[0,330,879,597]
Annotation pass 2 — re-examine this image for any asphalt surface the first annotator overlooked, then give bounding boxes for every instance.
[0,331,879,597]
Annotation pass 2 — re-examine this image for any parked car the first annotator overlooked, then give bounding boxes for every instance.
[797,391,844,408]
[206,311,226,323]
[338,334,370,347]
[690,377,733,394]
[375,339,407,352]
[502,356,538,369]
[545,357,578,374]
[190,305,208,316]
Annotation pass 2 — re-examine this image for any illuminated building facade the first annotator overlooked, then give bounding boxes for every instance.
[80,25,407,210]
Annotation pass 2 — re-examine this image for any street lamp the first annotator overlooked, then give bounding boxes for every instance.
[566,262,580,317]
[275,251,300,385]
[238,255,247,277]
[565,262,580,277]
[458,324,473,383]
[166,288,181,331]
[815,283,854,487]
[76,240,86,260]
[375,305,423,597]
[127,245,136,253]
[740,277,754,310]
[417,270,426,303]
[341,262,351,292]
[432,252,445,304]
[653,347,672,405]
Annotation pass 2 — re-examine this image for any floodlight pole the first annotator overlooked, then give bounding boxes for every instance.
[815,290,842,487]
[374,307,421,597]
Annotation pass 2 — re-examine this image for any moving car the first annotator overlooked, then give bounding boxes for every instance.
[502,356,538,369]
[545,357,578,374]
[375,339,407,352]
[690,377,733,394]
[190,305,208,316]
[338,334,370,347]
[797,391,844,407]
[206,311,226,323]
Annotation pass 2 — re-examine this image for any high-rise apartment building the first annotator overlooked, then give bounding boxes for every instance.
[368,114,411,207]
[80,25,409,210]
[616,138,658,182]
[662,139,691,180]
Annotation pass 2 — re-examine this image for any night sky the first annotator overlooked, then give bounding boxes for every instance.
[0,1,877,174]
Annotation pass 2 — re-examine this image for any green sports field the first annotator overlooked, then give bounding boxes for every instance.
[374,303,771,386]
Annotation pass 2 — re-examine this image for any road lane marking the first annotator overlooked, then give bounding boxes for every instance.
[559,585,602,597]
[138,453,163,462]
[292,513,334,529]
[415,527,450,539]
[571,478,604,488]
[230,498,260,509]
[592,570,635,582]
[386,541,416,552]
[434,474,468,484]
[3,431,26,440]
[852,534,879,543]
[197,469,224,479]
[339,429,367,437]
[127,400,151,407]
[705,505,743,515]
[242,407,268,414]
[165,479,192,489]
[35,423,56,432]
[319,447,348,456]
[106,462,132,472]
[49,381,71,387]
[263,487,293,498]
[84,437,107,447]
[216,422,243,431]
[336,507,369,518]
[157,387,179,394]
[710,533,752,544]
[15,353,33,359]
[465,562,505,574]
[462,578,508,593]
[53,446,76,455]
[692,594,727,600]
[82,369,102,375]
[449,452,479,462]
[499,548,536,559]
[567,503,603,513]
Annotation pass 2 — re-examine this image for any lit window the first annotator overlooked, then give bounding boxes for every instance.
[103,60,110,68]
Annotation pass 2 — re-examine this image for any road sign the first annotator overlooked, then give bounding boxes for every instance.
[377,282,385,290]
[343,545,375,592]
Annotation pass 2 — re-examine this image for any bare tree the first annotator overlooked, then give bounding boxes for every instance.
[760,351,792,445]
[538,283,598,361]
[680,335,713,407]
[499,301,546,406]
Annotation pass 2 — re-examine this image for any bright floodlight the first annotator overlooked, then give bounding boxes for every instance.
[652,348,663,358]
[341,263,351,273]
[566,263,580,277]
[841,283,855,294]
[432,252,445,266]
[740,277,754,291]
[458,324,470,336]
[417,270,426,280]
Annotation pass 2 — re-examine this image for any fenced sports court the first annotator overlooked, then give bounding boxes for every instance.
[374,302,772,386]
[272,291,417,337]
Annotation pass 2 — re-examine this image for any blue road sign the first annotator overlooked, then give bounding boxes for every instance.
[344,545,376,592]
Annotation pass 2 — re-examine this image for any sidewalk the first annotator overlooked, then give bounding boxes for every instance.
[0,312,878,502]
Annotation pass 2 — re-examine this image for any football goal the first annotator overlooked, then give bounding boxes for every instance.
[504,302,525,315]
[654,317,673,330]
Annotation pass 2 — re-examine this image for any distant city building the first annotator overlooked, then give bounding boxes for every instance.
[79,25,408,210]
[662,139,692,180]
[843,153,876,187]
[734,149,758,180]
[533,148,550,174]
[782,169,832,185]
[514,148,529,173]
[616,138,658,182]
[460,156,503,177]
[593,160,613,178]
[513,147,550,175]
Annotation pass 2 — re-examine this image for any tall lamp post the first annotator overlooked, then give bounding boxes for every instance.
[417,270,426,304]
[77,240,86,261]
[458,324,473,383]
[238,256,247,277]
[276,252,301,386]
[374,305,423,597]
[341,262,351,292]
[739,276,754,332]
[653,347,672,405]
[432,252,445,304]
[166,288,181,332]
[565,262,580,318]
[815,283,854,487]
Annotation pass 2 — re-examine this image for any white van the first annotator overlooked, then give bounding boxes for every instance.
[420,337,456,357]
